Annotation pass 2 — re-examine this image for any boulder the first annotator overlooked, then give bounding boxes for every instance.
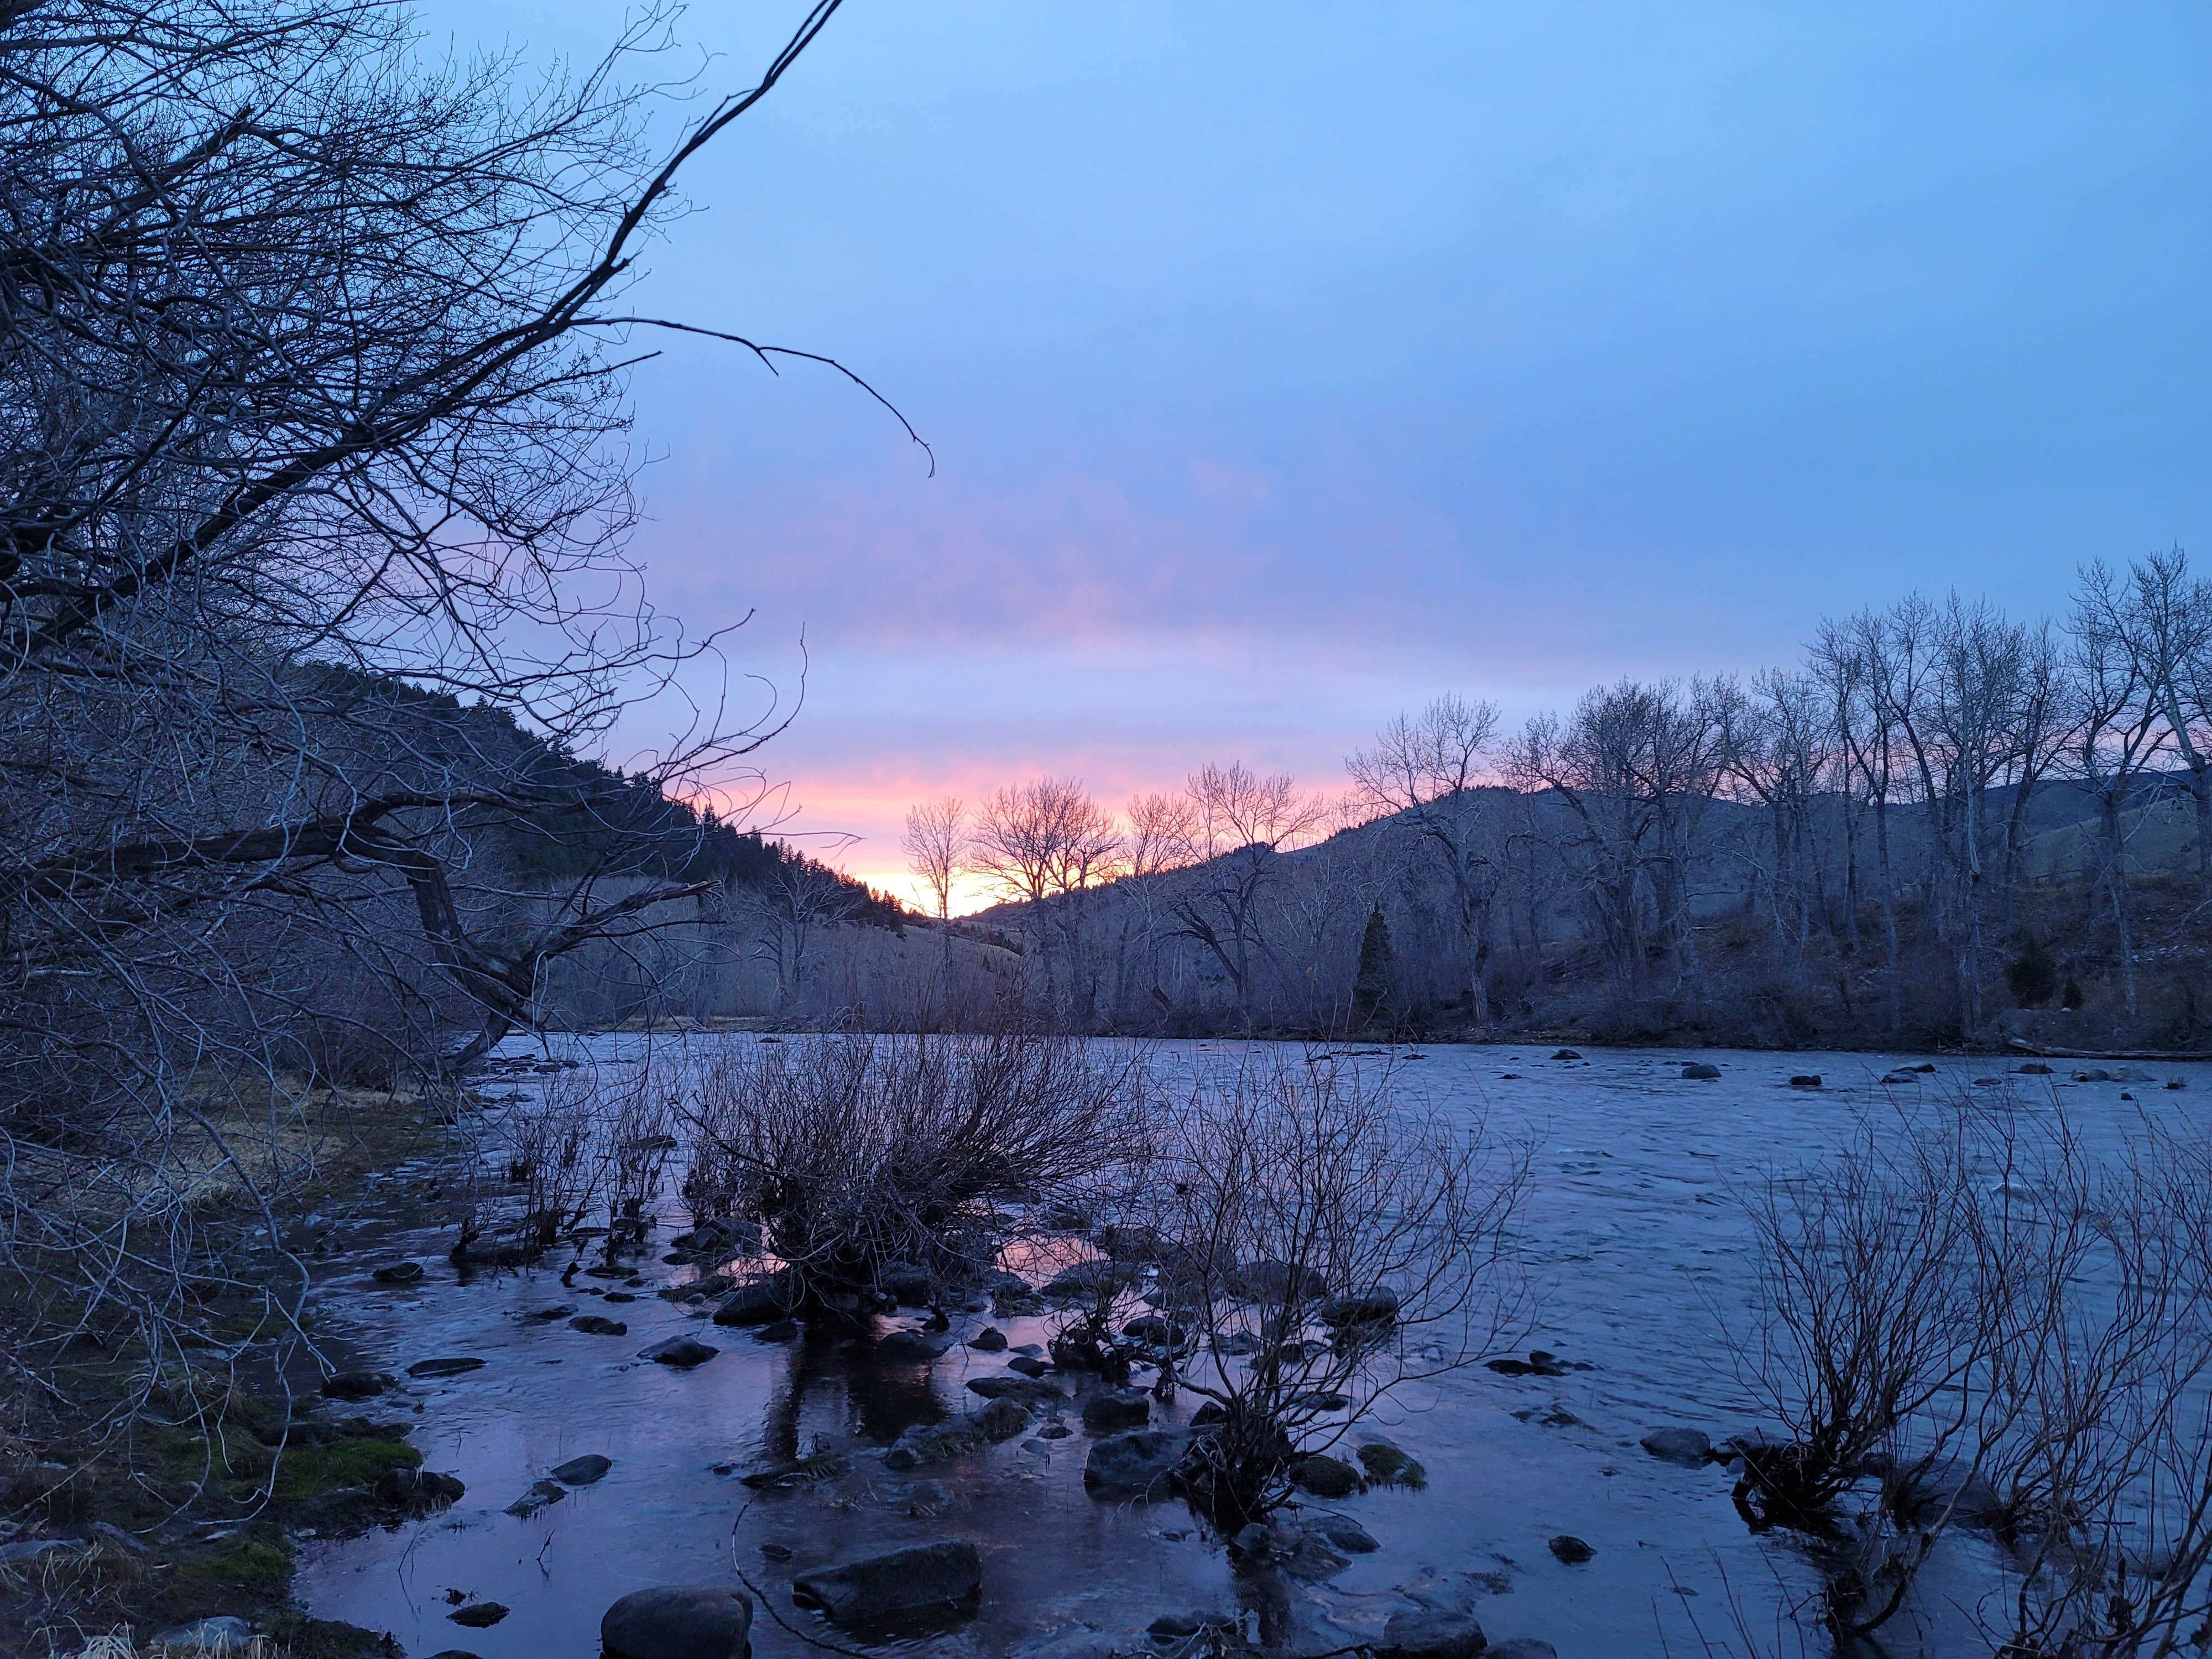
[1547,1535,1594,1564]
[712,1276,794,1327]
[1081,1388,1151,1434]
[505,1477,568,1517]
[1381,1610,1486,1658]
[1291,1454,1363,1498]
[1041,1260,1141,1302]
[1312,1515,1379,1553]
[968,1375,1066,1407]
[601,1584,755,1659]
[877,1263,936,1305]
[877,1327,956,1362]
[1681,1062,1721,1081]
[641,1336,720,1368]
[372,1262,424,1285]
[1082,1428,1192,1500]
[570,1314,628,1336]
[1317,1289,1400,1328]
[1123,1314,1186,1347]
[1788,1074,1822,1088]
[407,1356,485,1379]
[320,1370,393,1401]
[1551,1048,1582,1061]
[148,1616,256,1653]
[448,1603,509,1628]
[373,1465,464,1510]
[969,1327,1009,1352]
[1235,1259,1328,1302]
[551,1453,612,1485]
[792,1539,982,1629]
[1006,1354,1052,1377]
[883,1399,1031,1469]
[1639,1427,1713,1465]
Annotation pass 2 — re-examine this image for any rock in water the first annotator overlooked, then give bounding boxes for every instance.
[1547,1535,1595,1564]
[448,1603,509,1627]
[1551,1048,1582,1061]
[408,1356,485,1379]
[1317,1289,1400,1328]
[570,1314,628,1336]
[505,1478,568,1517]
[320,1370,392,1401]
[969,1327,1009,1352]
[2015,1061,2052,1074]
[883,1399,1032,1469]
[1082,1428,1192,1500]
[1291,1454,1363,1498]
[1081,1388,1151,1433]
[967,1375,1067,1407]
[1380,1610,1486,1658]
[1788,1074,1822,1088]
[149,1616,256,1653]
[372,1262,424,1285]
[877,1327,956,1361]
[1681,1061,1721,1081]
[1356,1441,1427,1488]
[1489,1642,1558,1659]
[791,1540,983,1629]
[1639,1427,1713,1465]
[551,1454,613,1485]
[641,1336,719,1368]
[602,1585,754,1659]
[1313,1515,1379,1553]
[712,1276,793,1327]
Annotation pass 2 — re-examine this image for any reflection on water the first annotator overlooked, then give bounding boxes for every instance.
[291,1039,2202,1658]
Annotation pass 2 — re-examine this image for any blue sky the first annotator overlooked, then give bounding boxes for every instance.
[429,2,2210,900]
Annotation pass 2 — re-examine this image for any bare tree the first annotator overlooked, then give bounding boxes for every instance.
[903,796,967,984]
[1161,763,1326,1027]
[1348,692,1505,1026]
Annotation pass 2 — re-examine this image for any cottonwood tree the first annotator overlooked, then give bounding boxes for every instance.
[2079,547,2212,884]
[972,777,1121,1017]
[1348,692,1505,1025]
[1164,762,1325,1027]
[902,796,966,981]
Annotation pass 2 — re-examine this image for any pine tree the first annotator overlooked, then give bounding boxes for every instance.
[1351,904,1396,1030]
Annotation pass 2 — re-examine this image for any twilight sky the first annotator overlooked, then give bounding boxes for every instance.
[439,2,2209,906]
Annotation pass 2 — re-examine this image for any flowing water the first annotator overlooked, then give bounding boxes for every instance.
[291,1038,2203,1658]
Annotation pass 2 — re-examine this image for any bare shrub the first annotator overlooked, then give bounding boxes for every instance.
[1729,1094,2212,1655]
[687,1032,1153,1312]
[1121,1053,1527,1534]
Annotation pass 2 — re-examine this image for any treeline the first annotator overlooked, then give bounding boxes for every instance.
[894,551,2212,1050]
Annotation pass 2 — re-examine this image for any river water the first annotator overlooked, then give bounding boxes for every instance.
[291,1039,2203,1659]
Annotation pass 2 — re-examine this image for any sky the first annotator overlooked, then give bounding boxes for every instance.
[430,2,2211,908]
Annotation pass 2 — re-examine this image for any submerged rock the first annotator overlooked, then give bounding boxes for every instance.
[601,1584,754,1659]
[504,1477,568,1517]
[372,1262,424,1285]
[1083,1428,1192,1500]
[641,1335,719,1368]
[522,1303,577,1322]
[1081,1388,1151,1433]
[792,1539,983,1629]
[884,1399,1031,1469]
[407,1356,485,1379]
[736,1451,848,1489]
[1312,1515,1380,1553]
[448,1603,509,1628]
[712,1275,794,1327]
[967,1375,1066,1407]
[1380,1610,1486,1658]
[877,1327,956,1361]
[551,1454,613,1485]
[1639,1427,1713,1465]
[1788,1074,1822,1088]
[1551,1048,1582,1061]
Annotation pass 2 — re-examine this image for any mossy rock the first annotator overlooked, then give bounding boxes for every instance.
[266,1613,403,1659]
[177,1529,293,1595]
[1291,1454,1364,1498]
[1357,1442,1427,1489]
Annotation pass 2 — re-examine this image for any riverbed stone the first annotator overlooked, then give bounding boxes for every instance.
[570,1314,628,1335]
[1551,1048,1582,1061]
[641,1335,719,1368]
[1681,1061,1721,1081]
[1547,1535,1594,1564]
[1313,1515,1380,1553]
[712,1275,793,1327]
[551,1454,612,1485]
[1639,1427,1713,1465]
[1381,1609,1486,1658]
[1317,1288,1400,1328]
[1486,1641,1557,1659]
[1357,1441,1427,1488]
[968,1375,1066,1407]
[969,1327,1009,1351]
[148,1616,255,1652]
[1081,1387,1152,1433]
[601,1584,754,1659]
[884,1398,1031,1468]
[372,1262,424,1285]
[877,1327,956,1361]
[1291,1454,1363,1498]
[792,1539,982,1629]
[504,1477,567,1517]
[448,1602,509,1627]
[407,1356,484,1379]
[1083,1427,1192,1499]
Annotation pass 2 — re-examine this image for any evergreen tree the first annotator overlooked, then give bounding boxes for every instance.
[1351,904,1396,1029]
